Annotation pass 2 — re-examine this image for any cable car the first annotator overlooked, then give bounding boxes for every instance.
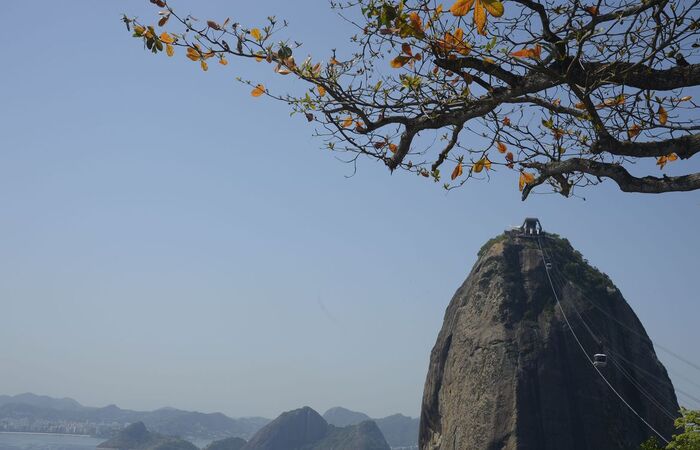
[593,353,607,368]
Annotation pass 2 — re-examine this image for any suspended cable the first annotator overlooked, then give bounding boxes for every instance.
[536,236,671,445]
[540,245,679,423]
[541,241,700,407]
[540,238,700,374]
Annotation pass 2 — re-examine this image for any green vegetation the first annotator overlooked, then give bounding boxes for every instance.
[639,409,700,450]
[477,233,508,258]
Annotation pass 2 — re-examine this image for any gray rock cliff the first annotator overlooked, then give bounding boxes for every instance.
[419,231,678,450]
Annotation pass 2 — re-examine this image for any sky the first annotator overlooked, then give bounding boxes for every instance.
[0,1,698,420]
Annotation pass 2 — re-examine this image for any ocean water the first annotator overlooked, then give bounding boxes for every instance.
[0,433,103,450]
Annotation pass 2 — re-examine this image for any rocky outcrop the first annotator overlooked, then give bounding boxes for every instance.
[242,406,390,450]
[98,421,198,450]
[419,231,679,450]
[323,407,371,427]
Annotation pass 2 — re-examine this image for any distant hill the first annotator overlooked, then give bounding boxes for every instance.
[243,406,389,450]
[204,436,247,450]
[323,407,418,448]
[97,421,197,450]
[0,394,269,441]
[322,407,370,427]
[0,393,84,411]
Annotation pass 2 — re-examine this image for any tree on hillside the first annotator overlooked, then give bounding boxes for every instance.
[640,408,700,450]
[124,0,700,199]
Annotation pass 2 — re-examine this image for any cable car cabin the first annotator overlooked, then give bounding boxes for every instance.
[593,353,607,368]
[520,217,543,237]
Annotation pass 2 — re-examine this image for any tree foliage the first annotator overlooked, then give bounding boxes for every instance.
[124,0,700,199]
[640,409,700,450]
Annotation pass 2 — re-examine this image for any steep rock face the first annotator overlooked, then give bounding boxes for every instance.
[419,232,678,450]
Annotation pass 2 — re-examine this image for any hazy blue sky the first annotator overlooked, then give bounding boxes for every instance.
[1,1,698,419]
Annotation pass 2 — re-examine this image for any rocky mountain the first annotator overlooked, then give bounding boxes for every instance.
[97,421,197,450]
[242,406,389,450]
[204,437,247,450]
[420,230,679,450]
[323,407,419,448]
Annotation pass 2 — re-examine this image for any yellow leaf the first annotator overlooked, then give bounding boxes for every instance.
[159,32,174,44]
[450,0,475,16]
[200,60,208,71]
[342,116,353,128]
[519,171,535,191]
[250,28,262,41]
[219,57,228,65]
[473,0,487,35]
[317,85,326,96]
[166,43,174,57]
[251,84,266,97]
[667,152,678,161]
[482,0,504,17]
[497,142,507,153]
[451,162,463,180]
[658,105,668,125]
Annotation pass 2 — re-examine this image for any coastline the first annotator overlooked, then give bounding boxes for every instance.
[0,431,94,438]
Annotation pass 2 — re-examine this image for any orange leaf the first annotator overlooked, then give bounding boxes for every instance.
[207,20,222,30]
[390,55,412,68]
[658,106,668,125]
[341,116,353,128]
[200,60,208,71]
[656,155,668,169]
[503,117,511,126]
[186,47,200,61]
[159,32,174,44]
[165,43,174,57]
[450,0,475,16]
[401,43,413,57]
[317,85,326,96]
[451,162,463,180]
[250,28,262,41]
[585,6,599,15]
[497,142,507,153]
[251,84,266,97]
[574,102,586,109]
[388,143,398,153]
[518,171,535,191]
[510,44,541,59]
[219,57,228,65]
[667,152,678,161]
[627,124,641,140]
[473,156,490,173]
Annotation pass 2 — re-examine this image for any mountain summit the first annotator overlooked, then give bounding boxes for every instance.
[420,225,678,450]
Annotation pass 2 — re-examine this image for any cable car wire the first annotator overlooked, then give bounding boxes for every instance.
[536,236,671,444]
[540,241,700,408]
